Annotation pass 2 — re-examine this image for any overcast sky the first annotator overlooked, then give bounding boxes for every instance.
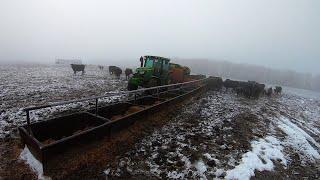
[0,0,319,74]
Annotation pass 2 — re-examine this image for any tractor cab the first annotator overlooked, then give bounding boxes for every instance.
[128,56,171,90]
[140,56,170,75]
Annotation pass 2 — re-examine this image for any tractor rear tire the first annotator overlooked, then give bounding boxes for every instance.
[146,78,160,95]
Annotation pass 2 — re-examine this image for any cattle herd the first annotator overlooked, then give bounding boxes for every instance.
[69,64,282,98]
[208,76,282,99]
[70,64,133,79]
[107,66,134,79]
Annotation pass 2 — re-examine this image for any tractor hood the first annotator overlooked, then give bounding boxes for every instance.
[128,67,154,90]
[135,67,153,74]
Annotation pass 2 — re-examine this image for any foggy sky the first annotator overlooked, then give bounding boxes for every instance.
[0,0,319,74]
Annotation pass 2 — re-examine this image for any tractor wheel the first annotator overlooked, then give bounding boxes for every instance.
[146,78,159,95]
[127,83,138,91]
[147,78,159,88]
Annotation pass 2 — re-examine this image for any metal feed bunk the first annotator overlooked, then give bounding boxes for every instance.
[19,78,211,174]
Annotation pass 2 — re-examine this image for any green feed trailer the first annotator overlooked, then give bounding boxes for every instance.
[128,56,171,90]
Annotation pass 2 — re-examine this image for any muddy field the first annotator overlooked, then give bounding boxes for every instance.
[0,64,320,179]
[103,91,320,179]
[0,64,127,138]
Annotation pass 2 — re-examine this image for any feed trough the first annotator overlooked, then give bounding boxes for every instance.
[19,78,210,174]
[18,112,109,171]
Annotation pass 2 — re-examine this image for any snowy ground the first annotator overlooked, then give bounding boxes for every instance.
[104,91,320,179]
[0,64,127,138]
[1,64,320,179]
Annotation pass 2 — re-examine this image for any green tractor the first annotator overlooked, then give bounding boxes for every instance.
[127,56,171,90]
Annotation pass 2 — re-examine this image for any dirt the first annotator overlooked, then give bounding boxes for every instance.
[0,139,37,179]
[44,96,197,179]
[99,91,320,179]
[1,85,319,179]
[124,106,144,115]
[111,106,145,120]
[73,125,93,135]
[111,115,123,121]
[253,153,320,180]
[41,126,95,145]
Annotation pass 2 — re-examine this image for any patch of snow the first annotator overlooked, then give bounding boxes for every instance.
[214,168,225,178]
[225,136,287,180]
[278,93,320,137]
[194,159,207,178]
[203,153,215,161]
[283,86,320,100]
[104,168,111,175]
[167,171,184,179]
[20,146,50,180]
[277,116,320,163]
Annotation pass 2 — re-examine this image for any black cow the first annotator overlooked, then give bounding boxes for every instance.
[109,66,122,78]
[274,86,282,94]
[231,80,265,99]
[237,81,253,98]
[208,76,223,90]
[109,66,117,75]
[125,68,133,80]
[223,79,239,91]
[251,81,265,98]
[71,64,85,75]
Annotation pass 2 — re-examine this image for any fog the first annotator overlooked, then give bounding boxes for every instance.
[0,1,319,74]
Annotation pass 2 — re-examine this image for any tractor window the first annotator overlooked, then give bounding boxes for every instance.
[163,60,169,71]
[154,59,162,69]
[145,59,154,68]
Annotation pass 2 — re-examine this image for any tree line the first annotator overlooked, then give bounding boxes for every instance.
[175,58,320,92]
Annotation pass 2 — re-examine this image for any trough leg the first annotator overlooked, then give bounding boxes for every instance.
[26,110,31,135]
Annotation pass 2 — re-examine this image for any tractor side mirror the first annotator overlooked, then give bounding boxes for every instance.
[140,57,143,67]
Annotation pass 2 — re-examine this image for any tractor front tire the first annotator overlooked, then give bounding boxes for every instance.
[147,78,159,88]
[128,83,138,91]
[146,78,160,95]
